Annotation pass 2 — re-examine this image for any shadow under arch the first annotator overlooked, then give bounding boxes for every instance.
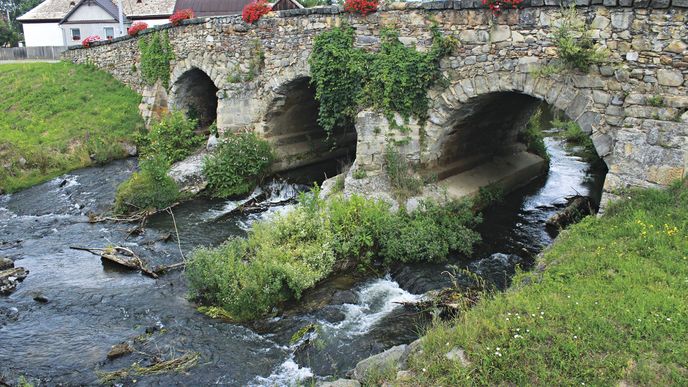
[263,75,357,175]
[169,67,219,128]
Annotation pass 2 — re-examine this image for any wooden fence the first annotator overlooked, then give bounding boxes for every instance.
[0,46,66,61]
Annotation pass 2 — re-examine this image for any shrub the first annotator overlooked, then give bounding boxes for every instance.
[202,132,274,198]
[114,156,179,214]
[169,9,194,26]
[138,112,204,164]
[343,0,379,15]
[552,118,599,163]
[128,22,148,37]
[482,0,523,17]
[379,200,481,264]
[242,0,272,24]
[82,35,100,48]
[187,191,482,321]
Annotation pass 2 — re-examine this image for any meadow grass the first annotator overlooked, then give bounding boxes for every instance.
[0,62,143,193]
[407,181,688,385]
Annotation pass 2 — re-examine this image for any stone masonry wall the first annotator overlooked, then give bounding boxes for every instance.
[63,2,688,199]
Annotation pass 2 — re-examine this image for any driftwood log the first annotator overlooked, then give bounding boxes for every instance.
[70,246,184,278]
[546,195,596,231]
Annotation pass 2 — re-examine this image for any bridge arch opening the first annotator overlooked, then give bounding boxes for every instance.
[432,91,608,200]
[264,76,357,179]
[170,68,219,128]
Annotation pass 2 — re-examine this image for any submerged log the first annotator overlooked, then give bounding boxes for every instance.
[546,195,596,231]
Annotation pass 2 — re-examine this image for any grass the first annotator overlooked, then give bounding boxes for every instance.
[552,118,600,164]
[0,62,144,193]
[406,181,688,385]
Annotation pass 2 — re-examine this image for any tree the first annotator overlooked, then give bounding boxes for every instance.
[0,0,42,46]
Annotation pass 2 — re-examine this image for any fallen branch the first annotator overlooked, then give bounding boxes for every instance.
[70,246,158,278]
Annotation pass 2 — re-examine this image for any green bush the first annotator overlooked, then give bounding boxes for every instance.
[114,156,179,214]
[138,112,204,164]
[552,118,599,163]
[202,132,274,198]
[187,191,481,321]
[379,200,481,264]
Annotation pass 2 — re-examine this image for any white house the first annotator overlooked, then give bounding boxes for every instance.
[18,0,175,47]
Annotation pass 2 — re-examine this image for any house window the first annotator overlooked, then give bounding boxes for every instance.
[104,27,114,39]
[71,28,81,41]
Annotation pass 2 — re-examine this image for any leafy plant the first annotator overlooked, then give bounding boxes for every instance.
[138,112,204,164]
[202,132,274,198]
[552,6,606,72]
[138,31,174,87]
[114,155,179,213]
[519,106,549,161]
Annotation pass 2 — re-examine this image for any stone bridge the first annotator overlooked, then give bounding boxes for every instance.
[63,1,688,204]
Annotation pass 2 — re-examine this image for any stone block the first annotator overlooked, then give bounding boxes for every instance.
[531,0,544,5]
[657,69,684,86]
[575,0,591,5]
[544,0,559,5]
[633,0,650,6]
[674,0,688,7]
[490,25,511,42]
[619,0,633,5]
[611,12,633,30]
[649,0,669,7]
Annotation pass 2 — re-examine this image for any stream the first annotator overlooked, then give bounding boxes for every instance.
[0,133,605,386]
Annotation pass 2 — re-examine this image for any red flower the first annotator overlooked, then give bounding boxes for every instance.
[128,21,149,37]
[242,0,271,24]
[170,8,194,26]
[343,0,378,16]
[482,0,523,16]
[82,35,101,48]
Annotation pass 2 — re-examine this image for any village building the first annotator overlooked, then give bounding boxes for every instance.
[18,0,302,47]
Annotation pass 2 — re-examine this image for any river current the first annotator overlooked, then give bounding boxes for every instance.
[0,134,605,385]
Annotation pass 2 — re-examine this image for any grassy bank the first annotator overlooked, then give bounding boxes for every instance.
[407,181,688,385]
[0,62,144,193]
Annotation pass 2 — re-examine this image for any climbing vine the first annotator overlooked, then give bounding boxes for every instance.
[138,31,175,88]
[309,26,366,133]
[309,25,453,135]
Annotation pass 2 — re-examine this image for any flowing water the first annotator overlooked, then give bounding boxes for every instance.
[0,135,605,386]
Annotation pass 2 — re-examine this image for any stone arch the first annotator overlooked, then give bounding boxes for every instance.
[423,70,613,184]
[168,65,220,128]
[260,74,357,172]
